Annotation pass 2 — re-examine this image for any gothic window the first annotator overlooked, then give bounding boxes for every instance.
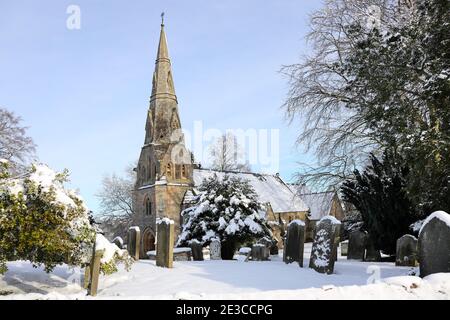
[175,164,181,179]
[166,163,172,178]
[181,165,187,178]
[145,198,152,216]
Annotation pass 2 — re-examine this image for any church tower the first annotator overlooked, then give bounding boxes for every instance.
[134,16,194,257]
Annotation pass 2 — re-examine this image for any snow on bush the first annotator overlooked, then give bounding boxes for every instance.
[95,234,132,275]
[0,161,129,275]
[176,174,274,248]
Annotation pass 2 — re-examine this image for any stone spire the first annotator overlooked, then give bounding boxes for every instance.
[150,15,177,104]
[145,14,181,145]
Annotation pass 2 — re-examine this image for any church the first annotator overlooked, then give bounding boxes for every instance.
[132,19,345,258]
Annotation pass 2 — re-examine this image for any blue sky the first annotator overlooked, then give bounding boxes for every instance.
[0,0,322,214]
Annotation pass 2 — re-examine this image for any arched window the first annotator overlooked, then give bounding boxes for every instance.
[181,165,187,178]
[166,163,172,178]
[145,198,152,216]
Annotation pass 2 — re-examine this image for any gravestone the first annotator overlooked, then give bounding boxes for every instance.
[127,227,141,260]
[396,234,418,267]
[270,242,279,255]
[283,220,305,267]
[156,218,174,268]
[364,235,381,262]
[112,237,123,249]
[209,239,222,260]
[251,244,270,261]
[347,230,368,260]
[341,240,349,256]
[309,216,341,274]
[418,211,450,277]
[87,249,104,297]
[190,240,204,261]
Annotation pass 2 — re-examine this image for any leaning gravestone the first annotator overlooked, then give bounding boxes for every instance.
[127,227,141,260]
[190,240,204,261]
[364,234,381,262]
[347,230,368,260]
[283,220,305,267]
[418,211,450,277]
[396,234,418,267]
[309,216,341,274]
[156,218,174,268]
[209,239,222,260]
[251,244,270,261]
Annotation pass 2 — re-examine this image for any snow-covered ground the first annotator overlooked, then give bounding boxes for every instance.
[1,244,449,300]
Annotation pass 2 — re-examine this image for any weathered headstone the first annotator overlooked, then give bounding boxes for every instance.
[251,244,270,261]
[347,230,368,260]
[396,234,418,267]
[341,240,349,256]
[283,220,305,267]
[190,240,204,261]
[364,235,381,262]
[112,236,124,249]
[209,239,222,260]
[87,249,104,297]
[418,211,450,277]
[156,218,174,268]
[309,216,341,274]
[127,227,141,260]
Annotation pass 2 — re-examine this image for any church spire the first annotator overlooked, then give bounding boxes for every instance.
[150,13,177,103]
[146,14,182,145]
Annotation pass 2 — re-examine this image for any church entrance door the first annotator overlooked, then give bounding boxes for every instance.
[143,228,156,257]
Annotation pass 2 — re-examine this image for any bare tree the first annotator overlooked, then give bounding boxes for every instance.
[208,133,251,172]
[96,163,136,240]
[0,108,36,171]
[281,0,401,189]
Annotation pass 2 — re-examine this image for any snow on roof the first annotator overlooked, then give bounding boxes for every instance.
[193,169,308,213]
[298,191,336,221]
[419,210,450,235]
[182,189,198,204]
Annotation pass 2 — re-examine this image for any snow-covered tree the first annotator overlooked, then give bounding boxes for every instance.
[208,133,251,172]
[177,174,274,259]
[341,0,450,214]
[0,161,131,275]
[285,0,449,215]
[0,108,36,172]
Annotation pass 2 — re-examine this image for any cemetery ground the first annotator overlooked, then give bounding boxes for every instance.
[1,243,449,300]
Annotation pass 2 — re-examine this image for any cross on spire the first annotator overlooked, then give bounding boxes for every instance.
[161,12,165,26]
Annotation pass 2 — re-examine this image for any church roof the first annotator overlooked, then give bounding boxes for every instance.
[294,191,337,221]
[192,169,309,213]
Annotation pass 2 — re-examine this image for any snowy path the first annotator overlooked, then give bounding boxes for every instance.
[1,244,449,300]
